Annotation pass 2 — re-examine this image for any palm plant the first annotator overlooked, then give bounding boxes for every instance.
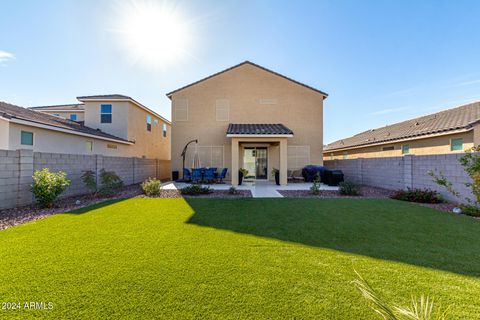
[352,271,449,320]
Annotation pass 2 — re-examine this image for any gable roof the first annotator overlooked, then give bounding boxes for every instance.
[325,101,480,151]
[227,123,294,136]
[166,61,328,99]
[77,94,170,125]
[30,103,85,111]
[0,101,131,144]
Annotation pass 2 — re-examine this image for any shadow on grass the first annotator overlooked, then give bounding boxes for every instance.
[63,198,129,215]
[186,198,480,277]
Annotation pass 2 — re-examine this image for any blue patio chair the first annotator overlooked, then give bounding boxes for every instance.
[183,168,192,181]
[191,168,203,183]
[203,168,216,182]
[217,168,228,182]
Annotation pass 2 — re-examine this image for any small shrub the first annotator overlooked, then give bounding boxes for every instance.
[31,168,71,208]
[180,185,212,196]
[310,173,320,195]
[460,205,480,217]
[339,181,359,196]
[239,168,249,177]
[98,169,123,196]
[391,188,442,204]
[228,186,237,195]
[141,178,162,196]
[81,170,97,194]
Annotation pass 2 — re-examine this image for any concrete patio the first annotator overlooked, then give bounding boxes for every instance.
[162,181,339,198]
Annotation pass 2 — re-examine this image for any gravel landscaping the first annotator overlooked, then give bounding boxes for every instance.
[0,184,251,230]
[278,185,394,198]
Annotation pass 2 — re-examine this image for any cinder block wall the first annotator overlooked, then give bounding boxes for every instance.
[0,149,172,210]
[325,154,473,203]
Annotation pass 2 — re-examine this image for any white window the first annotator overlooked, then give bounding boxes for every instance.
[287,146,310,170]
[86,141,93,152]
[215,99,230,121]
[173,98,188,121]
[186,146,224,168]
[162,123,167,137]
[146,115,152,132]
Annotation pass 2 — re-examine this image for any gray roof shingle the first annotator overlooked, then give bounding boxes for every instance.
[30,103,85,111]
[77,94,132,100]
[325,101,480,151]
[0,101,130,143]
[227,123,293,135]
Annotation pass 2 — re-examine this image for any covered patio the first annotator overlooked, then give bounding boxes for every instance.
[163,181,339,198]
[227,124,294,186]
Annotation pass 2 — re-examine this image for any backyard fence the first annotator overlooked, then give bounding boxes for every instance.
[0,149,171,210]
[324,153,473,203]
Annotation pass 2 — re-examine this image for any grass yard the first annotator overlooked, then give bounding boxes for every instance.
[1,198,480,319]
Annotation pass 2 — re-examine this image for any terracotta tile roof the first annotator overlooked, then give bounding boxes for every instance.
[166,61,328,98]
[227,123,294,135]
[325,101,480,151]
[30,103,85,111]
[0,101,130,143]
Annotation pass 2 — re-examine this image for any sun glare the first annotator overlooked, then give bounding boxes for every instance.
[112,1,193,68]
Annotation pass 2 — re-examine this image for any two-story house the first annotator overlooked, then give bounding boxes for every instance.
[167,61,328,185]
[1,94,170,160]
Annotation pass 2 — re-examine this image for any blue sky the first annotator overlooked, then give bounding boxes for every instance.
[1,0,480,143]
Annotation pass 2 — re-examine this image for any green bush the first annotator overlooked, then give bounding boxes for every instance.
[391,188,442,204]
[339,181,359,196]
[98,169,123,196]
[460,205,480,217]
[31,168,71,208]
[141,178,162,196]
[228,186,237,195]
[81,170,97,194]
[180,185,212,196]
[310,173,320,195]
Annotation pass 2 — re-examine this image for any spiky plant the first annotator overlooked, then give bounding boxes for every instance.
[352,271,449,320]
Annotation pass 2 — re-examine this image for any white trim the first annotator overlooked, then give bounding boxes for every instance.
[325,128,471,153]
[6,117,133,145]
[78,97,171,125]
[227,134,293,138]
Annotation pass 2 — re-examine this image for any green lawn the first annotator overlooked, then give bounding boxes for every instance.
[1,198,480,319]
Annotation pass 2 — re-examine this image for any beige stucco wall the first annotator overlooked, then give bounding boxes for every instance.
[126,102,171,160]
[324,131,474,160]
[0,118,9,150]
[7,122,132,155]
[82,100,171,159]
[38,110,85,122]
[170,63,325,181]
[83,101,130,140]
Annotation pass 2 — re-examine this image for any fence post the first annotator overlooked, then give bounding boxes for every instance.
[17,149,34,206]
[95,154,103,186]
[403,155,413,189]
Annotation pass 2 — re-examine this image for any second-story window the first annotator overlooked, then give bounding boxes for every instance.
[146,115,152,131]
[70,114,77,121]
[100,104,112,123]
[162,123,167,137]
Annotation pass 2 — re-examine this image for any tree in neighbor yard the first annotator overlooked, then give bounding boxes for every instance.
[429,146,480,215]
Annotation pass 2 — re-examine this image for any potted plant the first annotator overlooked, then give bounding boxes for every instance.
[271,168,280,185]
[239,168,248,185]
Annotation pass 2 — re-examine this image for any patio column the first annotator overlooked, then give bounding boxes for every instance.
[279,138,288,185]
[231,138,239,186]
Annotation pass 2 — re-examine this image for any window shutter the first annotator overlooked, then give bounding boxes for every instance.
[174,98,188,121]
[215,99,229,121]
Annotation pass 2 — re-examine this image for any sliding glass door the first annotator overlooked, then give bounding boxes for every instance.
[243,147,268,180]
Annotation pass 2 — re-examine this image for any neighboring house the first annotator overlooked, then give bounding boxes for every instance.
[30,103,85,122]
[167,61,328,185]
[0,94,171,159]
[324,101,480,160]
